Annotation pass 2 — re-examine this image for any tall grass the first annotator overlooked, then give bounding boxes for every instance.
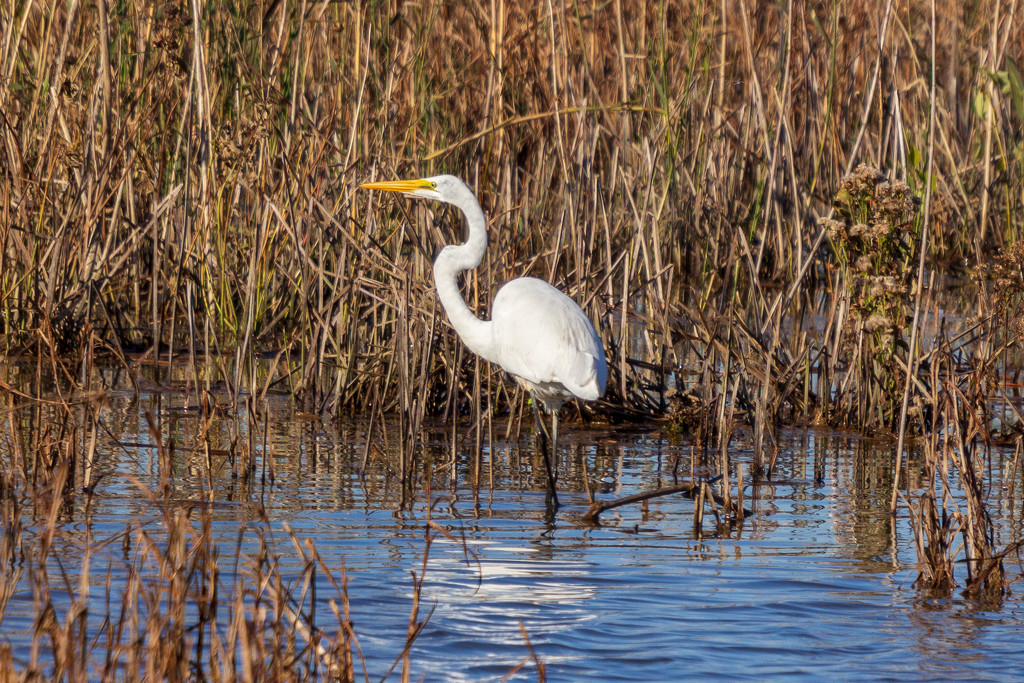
[1,0,1020,423]
[2,0,1024,655]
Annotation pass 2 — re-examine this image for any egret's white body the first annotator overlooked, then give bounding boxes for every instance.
[487,277,605,408]
[361,174,606,502]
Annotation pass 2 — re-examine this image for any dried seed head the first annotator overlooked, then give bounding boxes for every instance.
[850,223,871,238]
[876,180,918,217]
[820,218,845,238]
[841,163,886,199]
[864,313,889,333]
[855,255,873,273]
[867,276,906,298]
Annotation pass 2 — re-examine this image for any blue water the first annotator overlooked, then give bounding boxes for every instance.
[1,391,1022,680]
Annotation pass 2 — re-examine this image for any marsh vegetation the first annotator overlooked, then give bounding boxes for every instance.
[2,0,1024,678]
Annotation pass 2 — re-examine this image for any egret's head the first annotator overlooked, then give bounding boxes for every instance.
[359,174,473,206]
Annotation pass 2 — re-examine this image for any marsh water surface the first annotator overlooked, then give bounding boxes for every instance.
[2,380,1023,680]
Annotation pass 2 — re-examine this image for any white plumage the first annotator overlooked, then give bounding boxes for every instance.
[489,276,606,408]
[361,174,607,504]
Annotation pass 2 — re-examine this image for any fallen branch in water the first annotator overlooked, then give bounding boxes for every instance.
[582,480,752,525]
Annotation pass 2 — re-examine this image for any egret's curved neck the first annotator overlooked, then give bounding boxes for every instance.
[432,193,493,359]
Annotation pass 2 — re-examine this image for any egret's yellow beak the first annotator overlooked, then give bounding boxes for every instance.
[359,178,434,193]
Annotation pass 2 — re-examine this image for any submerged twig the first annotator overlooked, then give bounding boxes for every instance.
[582,479,752,526]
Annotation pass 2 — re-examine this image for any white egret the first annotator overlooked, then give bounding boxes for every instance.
[360,175,607,504]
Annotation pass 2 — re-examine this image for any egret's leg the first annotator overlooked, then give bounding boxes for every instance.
[531,402,551,441]
[531,401,559,508]
[551,409,560,470]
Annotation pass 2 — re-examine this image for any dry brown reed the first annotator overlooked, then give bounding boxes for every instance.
[2,0,1024,664]
[0,405,366,680]
[900,331,1021,598]
[1,0,1021,431]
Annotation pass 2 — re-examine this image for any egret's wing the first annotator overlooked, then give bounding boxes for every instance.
[489,278,606,400]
